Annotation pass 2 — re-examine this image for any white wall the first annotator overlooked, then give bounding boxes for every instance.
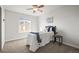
[39,6,79,48]
[38,14,53,31]
[1,6,5,49]
[5,10,39,41]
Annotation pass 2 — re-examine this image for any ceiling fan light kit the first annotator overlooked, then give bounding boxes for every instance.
[27,5,44,13]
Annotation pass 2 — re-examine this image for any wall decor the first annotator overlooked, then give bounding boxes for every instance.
[47,16,53,23]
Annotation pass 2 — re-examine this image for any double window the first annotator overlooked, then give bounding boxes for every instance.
[19,17,31,33]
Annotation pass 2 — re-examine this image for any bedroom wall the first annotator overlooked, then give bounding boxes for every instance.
[39,6,79,48]
[38,14,53,31]
[5,10,39,41]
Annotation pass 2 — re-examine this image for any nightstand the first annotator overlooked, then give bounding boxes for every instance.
[53,34,63,46]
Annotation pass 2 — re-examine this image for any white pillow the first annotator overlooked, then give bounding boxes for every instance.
[49,27,52,32]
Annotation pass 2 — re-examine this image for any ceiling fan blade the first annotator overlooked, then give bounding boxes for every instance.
[39,5,44,8]
[26,8,33,10]
[32,5,38,8]
[32,5,44,8]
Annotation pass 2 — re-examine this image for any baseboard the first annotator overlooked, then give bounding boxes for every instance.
[63,42,79,49]
[5,37,27,42]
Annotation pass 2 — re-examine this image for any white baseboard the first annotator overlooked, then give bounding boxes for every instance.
[5,37,27,42]
[63,42,79,49]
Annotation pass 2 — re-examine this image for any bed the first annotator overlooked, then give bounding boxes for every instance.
[26,26,56,52]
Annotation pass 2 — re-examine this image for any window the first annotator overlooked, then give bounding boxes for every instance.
[19,17,31,33]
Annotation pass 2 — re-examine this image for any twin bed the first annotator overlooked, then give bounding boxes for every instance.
[26,26,56,52]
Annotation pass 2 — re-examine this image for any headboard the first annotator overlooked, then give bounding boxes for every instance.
[45,26,56,35]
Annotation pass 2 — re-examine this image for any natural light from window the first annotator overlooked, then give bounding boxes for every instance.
[19,17,31,33]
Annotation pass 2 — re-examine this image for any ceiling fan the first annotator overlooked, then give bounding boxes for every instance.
[26,5,44,13]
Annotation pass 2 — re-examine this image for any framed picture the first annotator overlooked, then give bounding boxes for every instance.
[47,16,53,23]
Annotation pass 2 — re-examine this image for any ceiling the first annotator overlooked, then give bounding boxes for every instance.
[3,5,62,16]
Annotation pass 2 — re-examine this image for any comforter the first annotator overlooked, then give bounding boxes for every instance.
[26,32,54,52]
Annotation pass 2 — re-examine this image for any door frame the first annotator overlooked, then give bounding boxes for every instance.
[0,6,1,50]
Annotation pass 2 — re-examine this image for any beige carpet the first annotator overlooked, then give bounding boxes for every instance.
[0,39,79,53]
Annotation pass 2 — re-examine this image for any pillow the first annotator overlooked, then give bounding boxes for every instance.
[50,27,53,32]
[48,27,50,32]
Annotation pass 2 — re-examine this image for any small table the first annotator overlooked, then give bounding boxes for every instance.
[53,35,63,46]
